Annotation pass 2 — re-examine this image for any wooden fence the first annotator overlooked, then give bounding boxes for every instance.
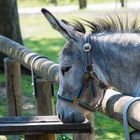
[0,35,140,139]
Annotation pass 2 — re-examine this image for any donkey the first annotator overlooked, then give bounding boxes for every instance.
[42,8,140,123]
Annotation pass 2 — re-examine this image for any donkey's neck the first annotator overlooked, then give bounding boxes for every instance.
[92,33,140,96]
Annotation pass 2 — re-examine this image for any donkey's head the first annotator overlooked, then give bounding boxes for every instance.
[42,9,107,123]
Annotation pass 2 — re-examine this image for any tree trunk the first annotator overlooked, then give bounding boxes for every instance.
[120,0,125,7]
[49,0,58,6]
[79,0,87,9]
[0,0,23,72]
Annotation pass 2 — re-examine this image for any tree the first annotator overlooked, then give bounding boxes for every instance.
[0,0,23,71]
[49,0,58,6]
[120,0,125,7]
[40,0,57,6]
[79,0,87,9]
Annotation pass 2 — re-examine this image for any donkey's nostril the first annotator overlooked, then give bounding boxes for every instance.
[58,111,85,123]
[58,113,63,121]
[58,113,61,119]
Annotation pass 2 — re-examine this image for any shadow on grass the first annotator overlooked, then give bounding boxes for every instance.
[24,37,66,63]
[95,112,125,139]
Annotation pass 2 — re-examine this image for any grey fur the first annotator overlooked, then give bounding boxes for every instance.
[91,32,140,96]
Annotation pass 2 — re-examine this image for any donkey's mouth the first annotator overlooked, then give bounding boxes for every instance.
[58,111,85,123]
[57,100,85,123]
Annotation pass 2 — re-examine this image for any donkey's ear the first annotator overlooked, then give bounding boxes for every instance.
[41,8,82,41]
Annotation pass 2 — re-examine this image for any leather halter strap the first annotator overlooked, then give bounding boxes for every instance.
[58,33,108,112]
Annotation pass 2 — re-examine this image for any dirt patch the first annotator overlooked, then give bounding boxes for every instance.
[22,96,36,115]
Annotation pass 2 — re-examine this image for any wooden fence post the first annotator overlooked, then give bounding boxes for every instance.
[4,58,22,116]
[130,130,140,140]
[73,113,95,140]
[35,79,54,115]
[79,0,87,9]
[25,79,55,140]
[4,58,22,140]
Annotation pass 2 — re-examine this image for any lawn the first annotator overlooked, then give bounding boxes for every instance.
[0,10,126,139]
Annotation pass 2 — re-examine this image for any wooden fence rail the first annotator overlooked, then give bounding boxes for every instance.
[0,35,59,83]
[1,35,140,138]
[4,58,22,116]
[101,89,140,131]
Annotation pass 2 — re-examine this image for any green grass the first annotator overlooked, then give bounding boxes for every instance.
[0,74,7,117]
[24,38,65,62]
[21,75,32,97]
[95,112,124,140]
[0,73,5,83]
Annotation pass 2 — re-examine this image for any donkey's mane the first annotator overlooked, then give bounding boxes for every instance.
[63,14,140,34]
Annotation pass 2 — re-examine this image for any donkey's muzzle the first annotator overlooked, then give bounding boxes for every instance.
[57,101,85,123]
[58,111,85,123]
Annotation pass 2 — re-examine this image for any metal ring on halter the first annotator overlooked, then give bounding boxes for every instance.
[83,43,91,52]
[123,97,140,140]
[85,66,90,73]
[31,55,49,96]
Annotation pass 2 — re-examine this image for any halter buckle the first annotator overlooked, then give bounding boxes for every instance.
[90,71,98,81]
[83,43,91,52]
[73,97,79,105]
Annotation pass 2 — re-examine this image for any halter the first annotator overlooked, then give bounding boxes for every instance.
[58,33,108,112]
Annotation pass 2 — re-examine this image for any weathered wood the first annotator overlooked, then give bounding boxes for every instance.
[35,79,55,140]
[130,130,140,140]
[35,79,54,115]
[100,89,140,131]
[4,58,22,140]
[0,116,91,135]
[25,79,55,140]
[24,134,55,140]
[0,116,59,123]
[73,113,95,140]
[0,36,59,83]
[4,58,22,116]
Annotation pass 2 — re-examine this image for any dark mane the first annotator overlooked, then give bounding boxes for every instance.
[62,14,140,34]
[62,19,86,33]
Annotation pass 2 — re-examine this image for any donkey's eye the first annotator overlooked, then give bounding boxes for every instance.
[61,66,71,76]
